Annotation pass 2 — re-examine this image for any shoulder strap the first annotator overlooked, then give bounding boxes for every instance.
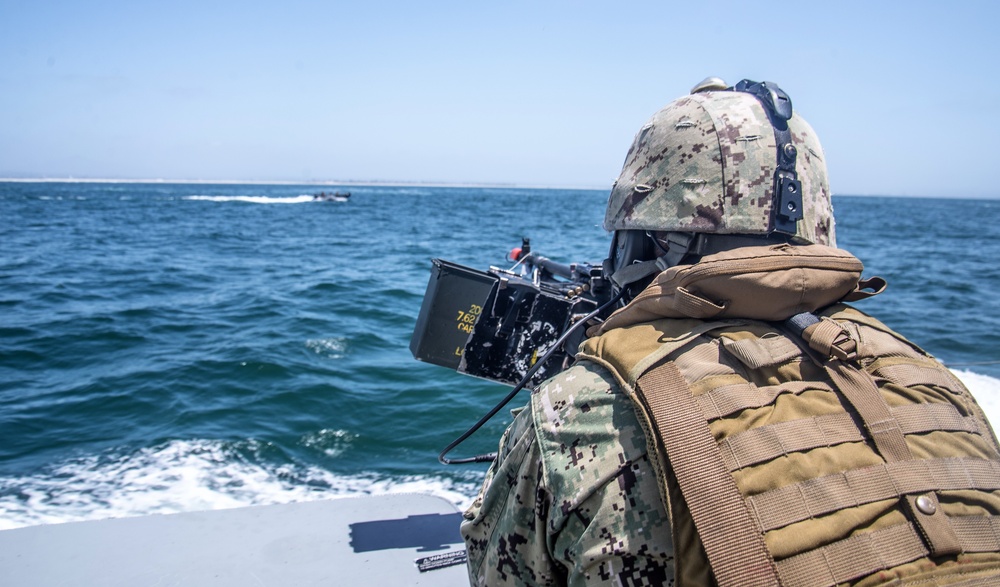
[636,361,780,587]
[787,313,912,461]
[788,312,965,557]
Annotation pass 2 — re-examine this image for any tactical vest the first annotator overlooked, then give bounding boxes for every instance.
[578,244,1000,586]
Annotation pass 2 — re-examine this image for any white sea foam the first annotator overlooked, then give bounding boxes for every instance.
[5,372,997,532]
[955,369,1000,426]
[306,337,348,359]
[183,195,317,204]
[300,428,356,457]
[0,439,479,530]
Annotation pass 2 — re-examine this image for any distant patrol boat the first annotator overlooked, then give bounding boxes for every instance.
[313,191,351,202]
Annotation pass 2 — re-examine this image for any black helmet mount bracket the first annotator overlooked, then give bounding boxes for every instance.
[731,79,803,236]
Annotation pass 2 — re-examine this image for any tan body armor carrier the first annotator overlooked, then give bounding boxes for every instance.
[579,244,1000,586]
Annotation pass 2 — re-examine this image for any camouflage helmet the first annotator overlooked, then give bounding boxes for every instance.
[604,78,835,246]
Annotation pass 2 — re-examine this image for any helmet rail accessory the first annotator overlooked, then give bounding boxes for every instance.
[730,79,803,236]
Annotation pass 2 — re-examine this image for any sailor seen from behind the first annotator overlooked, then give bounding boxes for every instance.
[460,77,1000,586]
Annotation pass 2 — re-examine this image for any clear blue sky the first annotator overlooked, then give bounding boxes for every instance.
[2,1,998,197]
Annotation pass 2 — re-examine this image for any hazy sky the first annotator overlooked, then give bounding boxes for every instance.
[2,1,997,197]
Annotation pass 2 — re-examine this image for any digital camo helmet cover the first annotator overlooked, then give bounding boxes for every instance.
[604,86,835,246]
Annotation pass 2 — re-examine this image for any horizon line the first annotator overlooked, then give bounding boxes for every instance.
[0,177,994,200]
[0,177,611,191]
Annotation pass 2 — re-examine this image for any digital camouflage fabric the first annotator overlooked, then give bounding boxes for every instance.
[603,91,835,246]
[461,363,675,587]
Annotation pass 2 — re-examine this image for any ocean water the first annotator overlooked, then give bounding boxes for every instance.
[1,182,998,530]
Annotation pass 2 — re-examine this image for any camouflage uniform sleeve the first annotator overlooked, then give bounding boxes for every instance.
[461,403,563,586]
[460,362,675,587]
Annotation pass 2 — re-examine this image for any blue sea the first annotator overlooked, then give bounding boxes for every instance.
[1,181,999,530]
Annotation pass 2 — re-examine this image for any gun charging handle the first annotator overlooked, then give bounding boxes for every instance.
[508,237,532,263]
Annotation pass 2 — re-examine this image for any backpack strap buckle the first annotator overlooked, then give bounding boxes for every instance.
[786,312,858,362]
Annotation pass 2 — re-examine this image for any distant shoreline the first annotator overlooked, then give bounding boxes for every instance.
[1,178,994,199]
[0,177,609,190]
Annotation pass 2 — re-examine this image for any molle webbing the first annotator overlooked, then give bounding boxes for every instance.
[636,359,1000,587]
[697,356,970,422]
[779,517,1000,586]
[746,457,1000,532]
[822,357,913,461]
[873,362,968,397]
[795,314,970,558]
[625,315,1000,587]
[777,523,928,586]
[697,380,836,420]
[719,404,985,472]
[636,361,781,587]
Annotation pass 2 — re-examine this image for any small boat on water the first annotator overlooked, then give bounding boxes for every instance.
[313,191,351,202]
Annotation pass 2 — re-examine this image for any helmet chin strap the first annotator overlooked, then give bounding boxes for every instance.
[654,232,697,267]
[608,230,795,294]
[607,231,694,293]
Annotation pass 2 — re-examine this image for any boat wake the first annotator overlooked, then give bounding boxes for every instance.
[0,438,479,530]
[1,371,995,531]
[183,195,317,204]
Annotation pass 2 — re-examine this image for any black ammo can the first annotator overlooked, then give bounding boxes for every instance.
[410,259,497,370]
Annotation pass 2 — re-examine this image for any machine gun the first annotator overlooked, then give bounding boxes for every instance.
[410,238,620,464]
[410,238,612,387]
